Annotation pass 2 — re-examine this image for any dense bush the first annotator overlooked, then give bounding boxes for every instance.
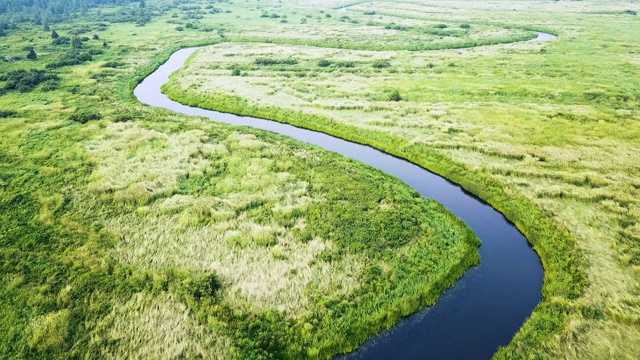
[184,271,221,300]
[71,37,83,49]
[0,69,59,92]
[69,109,101,123]
[52,36,71,45]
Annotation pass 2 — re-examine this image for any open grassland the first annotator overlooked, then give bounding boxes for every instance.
[163,0,640,358]
[0,100,479,358]
[0,0,485,358]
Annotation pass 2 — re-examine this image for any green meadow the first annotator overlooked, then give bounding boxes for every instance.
[0,0,482,358]
[1,0,639,358]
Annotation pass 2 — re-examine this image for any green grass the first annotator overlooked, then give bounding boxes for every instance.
[2,0,640,358]
[0,1,484,358]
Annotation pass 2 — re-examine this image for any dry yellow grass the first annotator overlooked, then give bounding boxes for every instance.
[86,122,210,204]
[84,122,363,316]
[90,292,232,359]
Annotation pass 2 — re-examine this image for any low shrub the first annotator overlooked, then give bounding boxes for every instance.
[372,59,391,68]
[255,57,298,66]
[46,51,92,68]
[69,109,102,124]
[0,110,17,118]
[388,89,402,101]
[102,61,124,68]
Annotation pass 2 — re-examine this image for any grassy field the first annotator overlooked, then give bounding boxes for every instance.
[0,0,485,359]
[2,0,639,358]
[162,0,640,358]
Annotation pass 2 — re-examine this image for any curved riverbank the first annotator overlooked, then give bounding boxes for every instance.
[135,43,547,358]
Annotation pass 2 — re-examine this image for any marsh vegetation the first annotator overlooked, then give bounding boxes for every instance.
[0,0,484,358]
[165,0,640,358]
[1,0,639,359]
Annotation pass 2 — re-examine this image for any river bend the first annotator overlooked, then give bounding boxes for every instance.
[134,33,554,358]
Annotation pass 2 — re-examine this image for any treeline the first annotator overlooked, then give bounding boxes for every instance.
[0,0,136,16]
[0,0,142,28]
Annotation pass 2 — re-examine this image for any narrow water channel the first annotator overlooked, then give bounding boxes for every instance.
[134,39,550,358]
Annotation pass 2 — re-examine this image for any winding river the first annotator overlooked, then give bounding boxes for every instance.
[134,32,555,359]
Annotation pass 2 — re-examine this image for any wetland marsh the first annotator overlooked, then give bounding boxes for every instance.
[1,0,639,358]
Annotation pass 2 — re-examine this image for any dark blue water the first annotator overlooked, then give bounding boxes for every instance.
[135,48,545,360]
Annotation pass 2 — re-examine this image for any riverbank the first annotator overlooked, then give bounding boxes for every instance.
[138,47,542,359]
[162,3,640,356]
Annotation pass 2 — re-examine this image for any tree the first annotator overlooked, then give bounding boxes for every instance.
[102,41,108,48]
[26,49,37,60]
[51,30,59,39]
[139,0,146,8]
[93,34,99,40]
